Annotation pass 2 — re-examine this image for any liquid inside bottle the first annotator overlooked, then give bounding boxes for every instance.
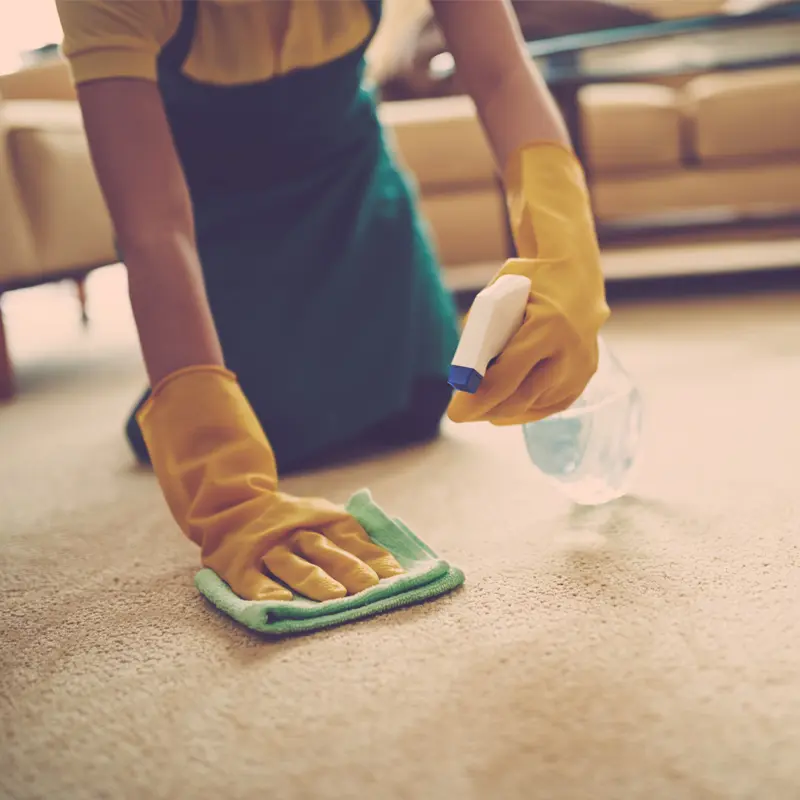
[521,338,644,505]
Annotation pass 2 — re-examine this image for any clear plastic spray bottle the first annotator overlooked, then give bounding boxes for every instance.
[448,275,644,505]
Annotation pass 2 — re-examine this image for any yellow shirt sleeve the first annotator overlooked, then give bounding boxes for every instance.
[55,0,181,84]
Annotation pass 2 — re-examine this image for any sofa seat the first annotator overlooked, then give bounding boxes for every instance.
[420,189,509,267]
[1,100,116,279]
[592,159,800,220]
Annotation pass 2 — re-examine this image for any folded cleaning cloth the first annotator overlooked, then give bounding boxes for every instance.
[194,489,465,636]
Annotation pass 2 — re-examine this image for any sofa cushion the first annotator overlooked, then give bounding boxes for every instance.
[683,65,800,162]
[420,188,508,267]
[580,83,683,174]
[4,100,116,274]
[379,95,497,191]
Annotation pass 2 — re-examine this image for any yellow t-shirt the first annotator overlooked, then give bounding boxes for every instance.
[55,0,374,87]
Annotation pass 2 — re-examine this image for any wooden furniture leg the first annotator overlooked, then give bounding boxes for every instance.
[0,297,15,402]
[75,275,89,326]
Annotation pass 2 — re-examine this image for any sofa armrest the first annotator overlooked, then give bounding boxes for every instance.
[0,59,76,102]
[0,106,38,284]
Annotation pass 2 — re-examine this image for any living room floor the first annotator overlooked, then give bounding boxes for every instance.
[2,265,800,799]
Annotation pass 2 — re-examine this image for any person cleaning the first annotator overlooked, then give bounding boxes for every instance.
[55,0,609,605]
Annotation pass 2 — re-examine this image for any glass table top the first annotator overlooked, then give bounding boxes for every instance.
[540,18,800,84]
[427,4,800,86]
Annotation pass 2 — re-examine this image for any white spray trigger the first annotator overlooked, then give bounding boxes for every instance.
[448,274,531,394]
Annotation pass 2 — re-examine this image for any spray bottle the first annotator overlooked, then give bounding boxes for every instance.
[448,275,644,506]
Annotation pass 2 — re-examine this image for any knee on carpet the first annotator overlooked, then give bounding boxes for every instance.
[125,390,152,466]
[368,377,453,446]
[124,377,452,467]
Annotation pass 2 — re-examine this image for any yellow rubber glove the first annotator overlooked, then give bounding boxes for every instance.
[447,142,610,426]
[136,366,405,602]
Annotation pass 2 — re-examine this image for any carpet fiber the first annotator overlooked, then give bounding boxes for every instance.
[2,267,800,799]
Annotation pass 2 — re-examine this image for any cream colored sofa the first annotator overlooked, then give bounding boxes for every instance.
[380,61,800,287]
[379,0,800,285]
[0,60,116,399]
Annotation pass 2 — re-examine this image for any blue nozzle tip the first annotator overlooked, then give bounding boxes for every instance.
[448,365,483,394]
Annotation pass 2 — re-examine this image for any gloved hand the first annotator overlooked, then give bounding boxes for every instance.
[447,142,610,426]
[136,366,405,602]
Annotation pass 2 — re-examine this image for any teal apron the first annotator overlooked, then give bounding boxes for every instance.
[141,0,460,471]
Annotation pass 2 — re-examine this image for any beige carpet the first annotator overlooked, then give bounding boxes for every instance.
[2,266,800,800]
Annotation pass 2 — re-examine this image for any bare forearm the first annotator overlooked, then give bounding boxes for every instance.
[471,58,571,171]
[432,0,572,172]
[74,80,225,387]
[123,233,224,386]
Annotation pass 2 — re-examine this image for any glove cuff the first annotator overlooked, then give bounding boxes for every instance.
[503,141,592,260]
[502,140,584,188]
[138,364,236,418]
[136,364,272,457]
[136,365,279,541]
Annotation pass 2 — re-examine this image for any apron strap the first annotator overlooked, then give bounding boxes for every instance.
[364,0,382,31]
[157,0,199,71]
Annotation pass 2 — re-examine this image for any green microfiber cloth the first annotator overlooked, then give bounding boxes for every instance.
[194,489,465,636]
